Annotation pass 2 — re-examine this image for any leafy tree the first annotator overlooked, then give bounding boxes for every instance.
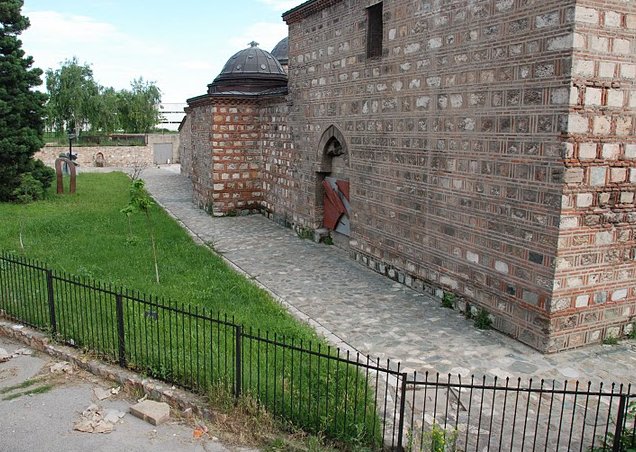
[91,86,120,134]
[45,61,163,134]
[0,0,51,202]
[117,78,162,133]
[45,57,100,134]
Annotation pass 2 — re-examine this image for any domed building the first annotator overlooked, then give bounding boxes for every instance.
[270,37,289,73]
[208,41,287,94]
[180,0,636,353]
[179,42,292,216]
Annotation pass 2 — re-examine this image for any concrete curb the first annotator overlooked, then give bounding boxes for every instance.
[0,319,221,424]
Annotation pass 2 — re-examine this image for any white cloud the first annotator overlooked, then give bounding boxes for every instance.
[22,11,187,101]
[257,0,302,12]
[20,10,288,103]
[226,21,287,54]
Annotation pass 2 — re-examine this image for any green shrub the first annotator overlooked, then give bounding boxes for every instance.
[29,160,55,191]
[473,308,492,330]
[11,173,45,203]
[441,292,456,309]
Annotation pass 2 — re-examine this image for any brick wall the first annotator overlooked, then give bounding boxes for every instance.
[283,0,603,352]
[179,0,635,352]
[179,114,193,178]
[552,0,636,348]
[260,101,299,225]
[185,97,289,215]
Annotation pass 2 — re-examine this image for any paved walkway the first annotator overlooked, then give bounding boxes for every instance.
[143,167,636,386]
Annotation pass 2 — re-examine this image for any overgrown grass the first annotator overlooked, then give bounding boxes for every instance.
[0,172,314,337]
[0,172,383,447]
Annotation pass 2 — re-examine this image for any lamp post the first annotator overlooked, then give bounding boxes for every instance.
[67,130,76,161]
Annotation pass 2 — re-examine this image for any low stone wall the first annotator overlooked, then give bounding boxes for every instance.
[36,145,153,168]
[36,134,180,168]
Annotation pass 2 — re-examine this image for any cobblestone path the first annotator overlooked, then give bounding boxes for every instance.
[143,167,635,386]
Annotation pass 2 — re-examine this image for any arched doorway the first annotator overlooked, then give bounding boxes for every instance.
[316,126,351,244]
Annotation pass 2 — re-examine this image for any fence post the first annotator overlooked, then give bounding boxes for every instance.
[613,394,628,452]
[396,372,408,451]
[115,294,126,368]
[235,325,243,400]
[45,270,57,335]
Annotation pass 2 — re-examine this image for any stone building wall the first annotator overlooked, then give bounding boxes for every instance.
[552,1,636,348]
[260,101,298,225]
[283,0,600,352]
[186,98,277,215]
[179,114,193,178]
[179,0,635,351]
[187,102,215,211]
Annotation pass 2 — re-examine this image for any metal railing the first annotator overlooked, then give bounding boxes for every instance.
[0,253,634,451]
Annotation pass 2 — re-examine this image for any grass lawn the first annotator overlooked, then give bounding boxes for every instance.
[0,172,312,338]
[0,172,383,447]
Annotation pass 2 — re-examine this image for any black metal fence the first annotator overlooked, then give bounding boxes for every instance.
[0,253,634,451]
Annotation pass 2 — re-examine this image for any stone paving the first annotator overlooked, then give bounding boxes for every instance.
[142,166,636,386]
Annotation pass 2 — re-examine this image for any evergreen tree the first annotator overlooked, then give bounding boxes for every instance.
[0,0,49,201]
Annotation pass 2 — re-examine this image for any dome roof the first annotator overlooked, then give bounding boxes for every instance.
[207,41,287,95]
[271,37,289,65]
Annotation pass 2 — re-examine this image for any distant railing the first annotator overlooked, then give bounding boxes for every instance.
[0,253,634,451]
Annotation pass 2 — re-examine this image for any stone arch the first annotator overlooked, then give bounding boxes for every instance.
[317,125,349,173]
[95,152,105,167]
[315,125,351,242]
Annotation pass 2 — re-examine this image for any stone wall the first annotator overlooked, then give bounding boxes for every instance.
[36,133,180,168]
[553,0,636,348]
[187,102,215,211]
[281,0,636,351]
[186,98,276,215]
[260,101,298,226]
[179,115,193,178]
[178,0,635,352]
[36,145,153,168]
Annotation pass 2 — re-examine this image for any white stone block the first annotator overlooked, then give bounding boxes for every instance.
[596,231,613,245]
[466,251,479,264]
[605,11,621,28]
[614,39,631,55]
[611,289,628,301]
[607,90,624,107]
[129,400,170,426]
[602,143,620,160]
[585,88,602,106]
[568,114,588,134]
[495,261,509,274]
[590,167,607,186]
[599,62,616,78]
[593,117,611,135]
[575,6,599,24]
[574,59,595,77]
[575,295,589,308]
[579,143,597,160]
[577,193,593,207]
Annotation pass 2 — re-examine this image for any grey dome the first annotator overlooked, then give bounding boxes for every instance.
[271,37,289,65]
[208,42,287,94]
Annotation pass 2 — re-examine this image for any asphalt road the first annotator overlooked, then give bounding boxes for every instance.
[0,335,251,452]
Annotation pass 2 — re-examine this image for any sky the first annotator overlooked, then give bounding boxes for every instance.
[20,0,300,103]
